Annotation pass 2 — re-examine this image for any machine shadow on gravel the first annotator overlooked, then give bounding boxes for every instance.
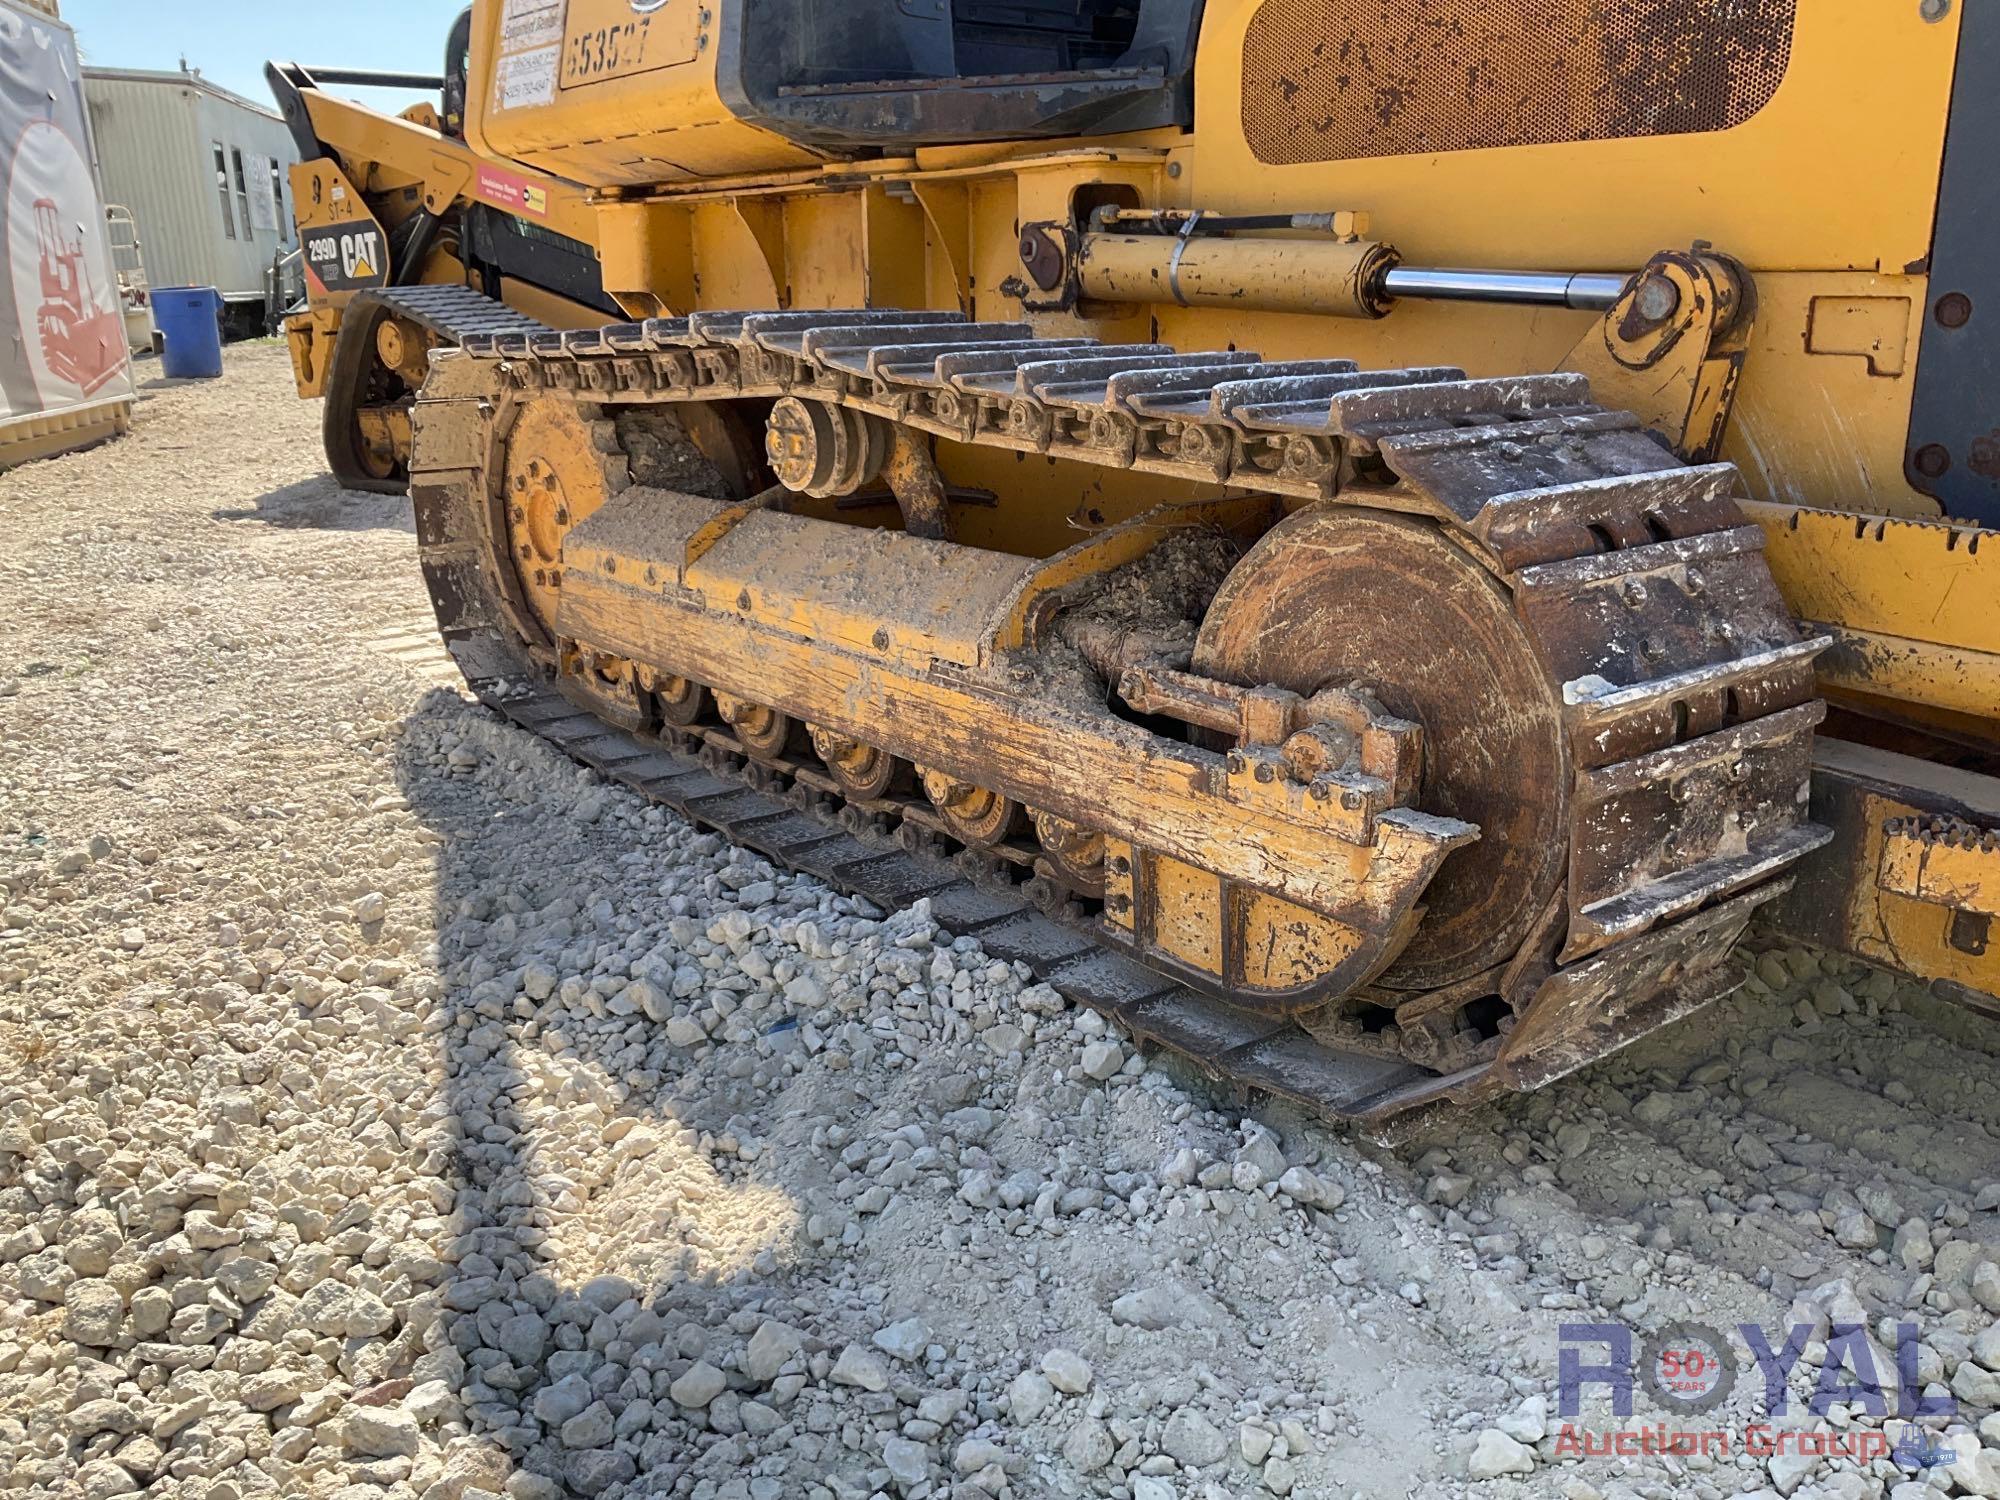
[386,690,817,1498]
[376,671,2000,1500]
[215,476,417,533]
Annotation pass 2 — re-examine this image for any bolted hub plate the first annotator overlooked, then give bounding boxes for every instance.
[765,395,887,498]
[500,397,622,637]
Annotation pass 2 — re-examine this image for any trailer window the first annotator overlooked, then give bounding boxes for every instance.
[269,160,288,241]
[231,148,252,239]
[213,142,235,239]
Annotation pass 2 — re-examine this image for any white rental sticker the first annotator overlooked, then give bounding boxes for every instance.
[495,45,560,109]
[499,0,566,54]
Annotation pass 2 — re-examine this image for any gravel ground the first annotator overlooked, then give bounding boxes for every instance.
[3,344,1999,1500]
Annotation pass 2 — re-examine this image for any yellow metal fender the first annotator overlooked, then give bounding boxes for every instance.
[1744,502,2000,738]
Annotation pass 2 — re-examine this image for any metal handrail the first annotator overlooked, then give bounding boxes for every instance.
[265,245,308,333]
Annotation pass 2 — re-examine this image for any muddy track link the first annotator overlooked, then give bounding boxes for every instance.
[368,288,1834,1123]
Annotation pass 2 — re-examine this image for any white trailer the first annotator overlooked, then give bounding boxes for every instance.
[82,66,302,331]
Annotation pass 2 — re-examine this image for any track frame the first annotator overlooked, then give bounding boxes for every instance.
[391,287,1834,1120]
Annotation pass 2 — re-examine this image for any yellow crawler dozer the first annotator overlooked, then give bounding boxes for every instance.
[266,0,1999,1124]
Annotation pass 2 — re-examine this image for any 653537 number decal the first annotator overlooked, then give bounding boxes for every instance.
[554,0,701,87]
[560,17,652,84]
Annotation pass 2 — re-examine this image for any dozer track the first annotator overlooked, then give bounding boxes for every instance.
[369,285,1834,1125]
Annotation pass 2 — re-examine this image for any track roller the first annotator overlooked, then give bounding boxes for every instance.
[1031,810,1107,896]
[637,666,709,728]
[919,768,1028,847]
[765,396,890,498]
[810,726,909,801]
[715,693,802,761]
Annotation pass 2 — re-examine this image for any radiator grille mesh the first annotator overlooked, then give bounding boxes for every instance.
[1241,0,1797,165]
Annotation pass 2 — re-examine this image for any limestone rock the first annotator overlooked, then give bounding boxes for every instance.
[1040,1348,1091,1395]
[1468,1429,1535,1479]
[832,1345,890,1393]
[670,1361,727,1408]
[1162,1408,1228,1468]
[345,1406,421,1458]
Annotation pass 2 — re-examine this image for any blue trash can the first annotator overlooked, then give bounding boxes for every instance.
[153,286,224,379]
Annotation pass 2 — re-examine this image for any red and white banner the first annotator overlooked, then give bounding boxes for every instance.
[0,1,135,424]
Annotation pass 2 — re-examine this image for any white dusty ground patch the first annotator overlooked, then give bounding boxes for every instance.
[3,345,1999,1500]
